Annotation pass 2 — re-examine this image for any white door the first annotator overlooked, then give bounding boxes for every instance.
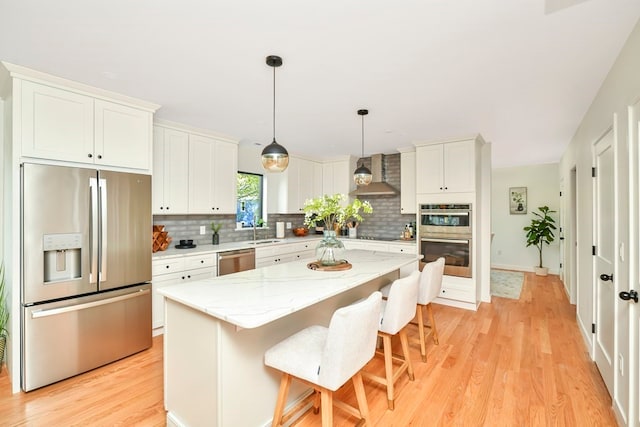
[593,128,615,396]
[559,178,565,284]
[629,99,640,427]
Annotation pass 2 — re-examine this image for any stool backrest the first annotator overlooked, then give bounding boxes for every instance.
[320,291,383,390]
[380,270,420,335]
[418,257,445,305]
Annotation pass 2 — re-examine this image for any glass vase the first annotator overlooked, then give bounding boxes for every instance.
[212,233,219,245]
[316,230,345,266]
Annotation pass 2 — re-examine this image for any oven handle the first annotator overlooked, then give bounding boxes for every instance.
[421,238,470,244]
[420,211,469,216]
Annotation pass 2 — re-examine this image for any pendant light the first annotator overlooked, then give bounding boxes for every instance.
[261,55,289,172]
[353,109,373,186]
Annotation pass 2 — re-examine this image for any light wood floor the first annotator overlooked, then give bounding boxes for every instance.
[0,273,616,426]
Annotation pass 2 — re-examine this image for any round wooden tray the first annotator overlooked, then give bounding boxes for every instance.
[307,260,352,271]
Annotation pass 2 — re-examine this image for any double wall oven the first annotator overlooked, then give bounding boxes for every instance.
[419,203,472,278]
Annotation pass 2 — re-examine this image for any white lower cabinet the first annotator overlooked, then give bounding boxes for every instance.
[152,253,217,329]
[437,275,475,305]
[343,240,417,254]
[255,240,318,268]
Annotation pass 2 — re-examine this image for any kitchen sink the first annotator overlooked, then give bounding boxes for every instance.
[248,239,283,245]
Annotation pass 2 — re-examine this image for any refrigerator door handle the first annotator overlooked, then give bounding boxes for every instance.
[89,177,99,284]
[30,289,150,319]
[99,177,108,282]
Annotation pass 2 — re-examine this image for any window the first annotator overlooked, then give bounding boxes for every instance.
[236,172,263,227]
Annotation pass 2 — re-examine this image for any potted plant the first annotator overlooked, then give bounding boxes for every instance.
[0,263,8,372]
[523,205,557,276]
[211,221,222,245]
[302,194,372,266]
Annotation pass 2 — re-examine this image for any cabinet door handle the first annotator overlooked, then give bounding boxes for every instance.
[88,153,93,158]
[97,154,102,159]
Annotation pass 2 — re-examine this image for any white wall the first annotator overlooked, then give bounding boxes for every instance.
[559,18,640,424]
[491,163,560,273]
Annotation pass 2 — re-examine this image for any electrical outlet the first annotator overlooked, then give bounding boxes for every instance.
[199,226,206,235]
[286,222,292,229]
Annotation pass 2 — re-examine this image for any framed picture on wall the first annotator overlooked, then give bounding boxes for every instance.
[509,187,527,214]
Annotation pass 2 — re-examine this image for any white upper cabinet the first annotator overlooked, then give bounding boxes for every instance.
[298,158,323,208]
[20,81,94,163]
[153,121,239,215]
[416,138,478,194]
[188,134,237,214]
[153,127,189,214]
[94,100,152,170]
[322,157,356,199]
[267,156,323,214]
[19,80,155,171]
[399,150,416,214]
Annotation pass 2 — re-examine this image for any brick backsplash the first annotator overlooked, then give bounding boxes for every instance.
[153,153,414,245]
[354,153,416,239]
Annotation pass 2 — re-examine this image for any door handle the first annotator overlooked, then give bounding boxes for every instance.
[599,273,613,282]
[619,290,639,303]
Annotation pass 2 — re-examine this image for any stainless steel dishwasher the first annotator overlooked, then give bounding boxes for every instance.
[217,248,256,276]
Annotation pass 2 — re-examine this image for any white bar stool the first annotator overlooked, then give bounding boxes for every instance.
[264,291,383,427]
[414,257,445,360]
[364,270,420,410]
[380,258,445,362]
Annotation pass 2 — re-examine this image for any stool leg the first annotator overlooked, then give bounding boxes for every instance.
[381,333,395,410]
[416,304,427,362]
[313,390,321,414]
[320,388,333,427]
[352,372,370,425]
[399,328,415,381]
[427,303,439,345]
[272,373,292,426]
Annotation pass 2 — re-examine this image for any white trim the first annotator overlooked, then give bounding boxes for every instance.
[0,61,160,112]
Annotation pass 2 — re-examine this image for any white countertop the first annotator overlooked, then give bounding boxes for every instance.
[158,249,420,329]
[152,235,415,259]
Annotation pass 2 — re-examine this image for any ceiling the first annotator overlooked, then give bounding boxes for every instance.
[1,0,638,168]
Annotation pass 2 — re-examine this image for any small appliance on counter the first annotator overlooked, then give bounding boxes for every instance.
[175,239,196,249]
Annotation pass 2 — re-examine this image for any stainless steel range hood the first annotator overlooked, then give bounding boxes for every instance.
[349,153,398,196]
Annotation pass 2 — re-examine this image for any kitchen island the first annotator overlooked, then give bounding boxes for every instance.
[158,249,420,427]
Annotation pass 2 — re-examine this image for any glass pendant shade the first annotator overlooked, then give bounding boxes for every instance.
[353,163,373,186]
[261,139,289,172]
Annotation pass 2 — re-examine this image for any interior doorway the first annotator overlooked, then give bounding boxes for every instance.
[593,127,615,397]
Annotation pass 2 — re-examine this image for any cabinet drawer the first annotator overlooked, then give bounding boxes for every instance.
[152,258,185,276]
[181,267,216,282]
[184,253,217,270]
[288,241,317,253]
[439,283,475,303]
[387,244,417,254]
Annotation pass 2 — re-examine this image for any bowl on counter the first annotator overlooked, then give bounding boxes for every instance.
[292,227,309,237]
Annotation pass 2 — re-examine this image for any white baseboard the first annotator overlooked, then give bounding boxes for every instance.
[491,263,559,275]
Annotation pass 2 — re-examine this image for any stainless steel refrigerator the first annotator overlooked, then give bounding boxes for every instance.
[21,163,152,391]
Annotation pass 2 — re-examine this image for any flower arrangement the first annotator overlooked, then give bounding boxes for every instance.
[302,194,373,231]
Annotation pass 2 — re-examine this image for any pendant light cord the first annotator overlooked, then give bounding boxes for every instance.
[361,114,365,157]
[272,65,276,141]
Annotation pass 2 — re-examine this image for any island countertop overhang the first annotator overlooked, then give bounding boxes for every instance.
[158,249,420,329]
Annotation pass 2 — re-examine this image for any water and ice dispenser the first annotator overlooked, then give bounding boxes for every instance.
[43,233,82,283]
